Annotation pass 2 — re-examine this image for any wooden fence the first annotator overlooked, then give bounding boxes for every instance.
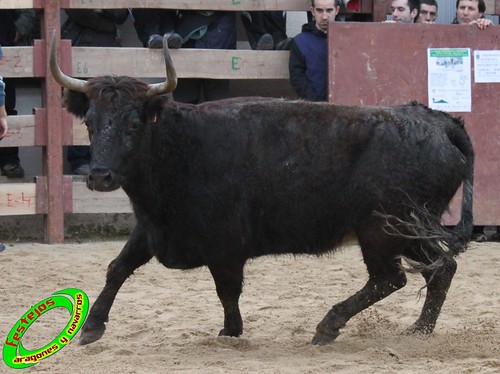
[0,0,499,242]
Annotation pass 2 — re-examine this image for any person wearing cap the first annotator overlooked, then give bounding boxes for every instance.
[288,0,340,101]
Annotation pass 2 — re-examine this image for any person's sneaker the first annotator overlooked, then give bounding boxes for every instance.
[166,32,182,49]
[275,37,292,51]
[1,162,25,178]
[148,33,183,49]
[72,164,90,175]
[147,34,163,49]
[256,33,274,50]
[472,233,488,242]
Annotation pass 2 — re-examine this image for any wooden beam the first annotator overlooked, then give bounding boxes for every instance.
[0,115,36,147]
[72,182,132,214]
[0,183,37,216]
[72,116,89,146]
[0,47,293,79]
[71,48,290,79]
[60,0,310,11]
[43,0,65,243]
[0,0,38,8]
[0,47,34,78]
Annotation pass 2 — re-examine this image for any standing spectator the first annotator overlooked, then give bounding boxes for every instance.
[453,0,493,29]
[0,45,8,141]
[389,0,420,23]
[61,8,129,175]
[133,10,236,104]
[241,11,291,50]
[0,9,35,178]
[417,0,438,23]
[132,9,183,49]
[289,0,340,101]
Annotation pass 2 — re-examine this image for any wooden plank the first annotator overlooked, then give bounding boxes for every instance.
[0,47,34,78]
[72,116,89,146]
[61,0,310,11]
[72,182,132,214]
[0,46,289,82]
[0,183,37,216]
[70,48,290,79]
[0,115,36,147]
[328,22,500,225]
[0,0,35,8]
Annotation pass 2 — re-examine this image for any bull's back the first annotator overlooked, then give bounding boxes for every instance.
[144,101,471,258]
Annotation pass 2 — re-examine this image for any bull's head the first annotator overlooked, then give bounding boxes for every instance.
[49,31,177,192]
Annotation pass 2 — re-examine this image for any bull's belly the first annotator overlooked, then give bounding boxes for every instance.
[153,246,205,269]
[145,227,206,270]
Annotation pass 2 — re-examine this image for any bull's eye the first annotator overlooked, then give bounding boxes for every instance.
[125,122,140,135]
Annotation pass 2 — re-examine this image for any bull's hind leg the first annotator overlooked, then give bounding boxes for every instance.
[312,233,407,345]
[405,252,457,335]
[80,225,153,345]
[208,260,245,337]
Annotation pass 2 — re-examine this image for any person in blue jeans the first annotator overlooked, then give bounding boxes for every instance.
[0,9,35,178]
[0,45,8,141]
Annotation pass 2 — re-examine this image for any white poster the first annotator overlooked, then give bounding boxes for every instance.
[474,50,500,83]
[427,48,472,112]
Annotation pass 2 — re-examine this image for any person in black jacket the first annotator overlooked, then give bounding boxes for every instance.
[132,10,236,104]
[61,9,129,175]
[288,0,340,101]
[241,11,291,50]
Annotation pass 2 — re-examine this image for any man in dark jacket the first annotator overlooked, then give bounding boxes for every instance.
[132,10,236,104]
[288,0,339,101]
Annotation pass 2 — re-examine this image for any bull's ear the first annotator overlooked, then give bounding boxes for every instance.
[63,89,89,119]
[143,95,167,125]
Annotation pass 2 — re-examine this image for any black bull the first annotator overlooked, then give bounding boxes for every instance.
[50,34,474,346]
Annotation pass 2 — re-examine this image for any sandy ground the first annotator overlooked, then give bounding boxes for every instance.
[0,240,498,374]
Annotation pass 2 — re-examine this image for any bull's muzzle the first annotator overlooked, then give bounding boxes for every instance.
[87,169,121,192]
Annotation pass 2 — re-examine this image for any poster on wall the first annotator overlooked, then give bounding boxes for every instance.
[474,50,500,83]
[427,48,471,112]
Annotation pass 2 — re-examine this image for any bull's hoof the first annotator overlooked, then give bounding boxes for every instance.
[404,322,434,336]
[311,329,340,346]
[218,328,241,337]
[79,325,106,345]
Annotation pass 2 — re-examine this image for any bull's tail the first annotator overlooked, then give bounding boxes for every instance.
[376,118,474,272]
[446,118,474,256]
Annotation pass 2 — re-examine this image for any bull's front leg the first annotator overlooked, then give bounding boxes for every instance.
[80,226,153,345]
[208,260,245,337]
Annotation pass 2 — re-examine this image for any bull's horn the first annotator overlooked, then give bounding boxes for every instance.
[49,30,88,93]
[146,34,178,96]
